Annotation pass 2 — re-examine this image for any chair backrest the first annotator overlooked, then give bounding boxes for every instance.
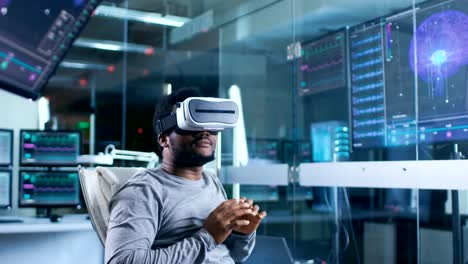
[243,235,294,264]
[78,167,143,245]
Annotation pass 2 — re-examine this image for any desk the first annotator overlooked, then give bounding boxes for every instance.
[0,215,103,264]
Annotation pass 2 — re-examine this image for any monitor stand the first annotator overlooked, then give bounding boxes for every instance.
[36,208,62,223]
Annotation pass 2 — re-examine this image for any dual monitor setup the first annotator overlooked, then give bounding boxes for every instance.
[0,129,82,218]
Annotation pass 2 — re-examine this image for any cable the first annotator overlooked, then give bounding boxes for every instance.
[341,224,350,252]
[342,187,361,264]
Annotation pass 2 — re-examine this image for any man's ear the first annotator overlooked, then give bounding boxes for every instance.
[158,134,169,148]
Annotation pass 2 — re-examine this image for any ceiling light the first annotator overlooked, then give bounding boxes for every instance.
[94,5,190,27]
[60,60,108,70]
[74,38,155,54]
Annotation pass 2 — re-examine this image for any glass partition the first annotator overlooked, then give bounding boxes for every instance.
[217,0,296,258]
[36,0,468,262]
[43,0,126,155]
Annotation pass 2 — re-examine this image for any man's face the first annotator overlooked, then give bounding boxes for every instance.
[165,130,217,167]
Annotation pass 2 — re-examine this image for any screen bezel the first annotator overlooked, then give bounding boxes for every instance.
[0,170,12,209]
[0,0,103,100]
[0,128,13,167]
[18,169,81,208]
[19,129,82,166]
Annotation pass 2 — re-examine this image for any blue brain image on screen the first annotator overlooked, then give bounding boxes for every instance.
[409,10,468,97]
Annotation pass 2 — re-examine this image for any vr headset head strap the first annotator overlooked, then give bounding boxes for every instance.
[156,113,177,135]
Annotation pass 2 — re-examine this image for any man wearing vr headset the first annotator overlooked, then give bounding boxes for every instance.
[105,88,266,264]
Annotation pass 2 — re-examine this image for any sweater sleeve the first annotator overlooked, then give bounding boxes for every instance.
[206,170,256,262]
[224,231,256,263]
[105,181,217,264]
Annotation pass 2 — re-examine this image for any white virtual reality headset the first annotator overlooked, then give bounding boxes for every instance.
[155,97,239,135]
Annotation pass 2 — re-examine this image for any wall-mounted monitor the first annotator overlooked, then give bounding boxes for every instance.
[298,30,347,95]
[0,0,102,99]
[410,0,468,145]
[351,0,468,148]
[349,18,387,149]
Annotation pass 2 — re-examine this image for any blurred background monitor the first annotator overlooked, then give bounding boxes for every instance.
[298,30,346,95]
[281,140,312,164]
[0,170,11,208]
[287,185,314,202]
[19,170,80,207]
[20,130,81,166]
[0,129,13,166]
[0,0,102,99]
[351,0,468,149]
[240,185,279,202]
[246,138,281,164]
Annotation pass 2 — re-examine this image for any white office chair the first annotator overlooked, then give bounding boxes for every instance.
[78,166,144,245]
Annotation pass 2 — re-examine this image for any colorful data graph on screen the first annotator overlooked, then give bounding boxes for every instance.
[298,31,346,95]
[21,131,80,165]
[20,171,80,206]
[350,20,386,148]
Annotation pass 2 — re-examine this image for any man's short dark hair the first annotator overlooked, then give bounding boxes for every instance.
[153,87,202,157]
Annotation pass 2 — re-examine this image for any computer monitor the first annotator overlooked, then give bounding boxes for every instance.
[0,0,102,99]
[351,0,468,148]
[20,130,81,166]
[240,185,279,202]
[0,170,11,208]
[298,30,347,95]
[287,185,314,202]
[349,18,387,149]
[19,170,80,207]
[411,0,468,144]
[0,129,13,166]
[281,140,312,164]
[246,138,281,164]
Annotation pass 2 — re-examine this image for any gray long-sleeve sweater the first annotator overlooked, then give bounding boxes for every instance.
[105,167,255,264]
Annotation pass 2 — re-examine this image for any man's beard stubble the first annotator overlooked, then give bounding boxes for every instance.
[172,136,215,168]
